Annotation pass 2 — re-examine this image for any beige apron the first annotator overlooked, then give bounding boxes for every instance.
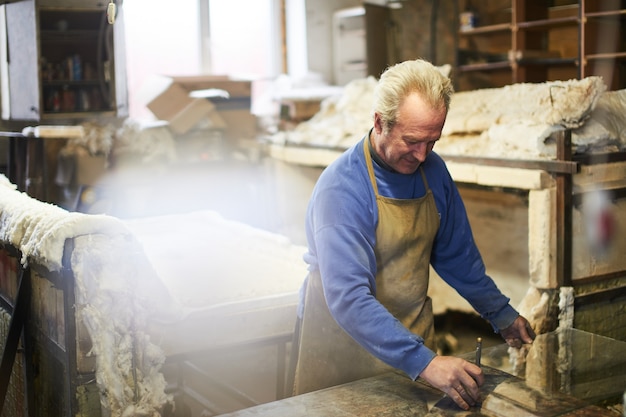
[293,140,440,395]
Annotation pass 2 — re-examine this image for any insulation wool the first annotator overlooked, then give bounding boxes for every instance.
[123,211,308,313]
[271,65,451,150]
[0,174,177,416]
[113,119,178,165]
[441,76,605,135]
[71,233,174,416]
[576,88,626,149]
[0,175,128,271]
[68,121,117,156]
[271,75,624,160]
[437,76,617,159]
[271,76,379,149]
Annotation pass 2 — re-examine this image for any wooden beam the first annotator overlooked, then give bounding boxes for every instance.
[441,155,579,174]
[556,130,573,287]
[0,266,30,413]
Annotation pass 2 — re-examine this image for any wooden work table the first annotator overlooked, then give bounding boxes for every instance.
[219,329,625,417]
[217,368,612,416]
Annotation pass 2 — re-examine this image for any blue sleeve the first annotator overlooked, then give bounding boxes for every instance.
[306,145,436,380]
[427,154,519,332]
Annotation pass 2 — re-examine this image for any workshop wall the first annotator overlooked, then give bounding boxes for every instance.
[304,0,362,84]
[305,0,458,85]
[387,0,457,67]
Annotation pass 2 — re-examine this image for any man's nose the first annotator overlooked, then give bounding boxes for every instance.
[411,143,429,162]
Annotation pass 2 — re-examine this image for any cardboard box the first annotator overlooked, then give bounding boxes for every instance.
[219,109,258,140]
[280,99,322,121]
[169,75,252,98]
[76,151,107,186]
[167,99,222,135]
[145,75,255,137]
[146,82,194,121]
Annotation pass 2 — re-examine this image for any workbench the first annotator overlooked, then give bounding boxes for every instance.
[265,132,626,339]
[0,178,308,416]
[218,329,626,417]
[3,125,86,203]
[217,368,613,417]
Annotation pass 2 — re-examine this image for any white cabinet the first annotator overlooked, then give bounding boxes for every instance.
[0,0,128,121]
[333,6,367,86]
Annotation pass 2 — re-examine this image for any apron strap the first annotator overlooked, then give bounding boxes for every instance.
[364,136,380,196]
[365,135,431,195]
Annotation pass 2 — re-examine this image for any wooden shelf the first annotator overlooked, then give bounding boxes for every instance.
[584,9,626,18]
[516,15,579,29]
[43,110,116,119]
[40,30,100,42]
[456,0,625,91]
[42,79,102,86]
[580,0,626,88]
[585,52,626,60]
[459,23,511,35]
[458,61,511,72]
[516,57,578,66]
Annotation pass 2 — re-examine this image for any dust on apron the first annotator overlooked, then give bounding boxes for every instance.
[292,139,440,395]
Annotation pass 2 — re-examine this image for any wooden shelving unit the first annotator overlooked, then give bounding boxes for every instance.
[456,3,514,90]
[580,0,626,90]
[0,1,128,122]
[456,0,626,91]
[39,10,114,116]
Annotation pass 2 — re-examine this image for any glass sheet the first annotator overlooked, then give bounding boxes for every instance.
[455,328,626,415]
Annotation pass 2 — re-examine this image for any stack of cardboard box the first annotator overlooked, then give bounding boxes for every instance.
[146,75,258,159]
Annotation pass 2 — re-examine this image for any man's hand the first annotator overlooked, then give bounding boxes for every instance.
[419,356,483,411]
[500,315,536,348]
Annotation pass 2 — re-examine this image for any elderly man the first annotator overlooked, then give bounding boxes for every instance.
[292,59,535,411]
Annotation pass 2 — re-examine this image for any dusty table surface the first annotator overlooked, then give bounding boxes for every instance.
[218,329,624,417]
[217,367,613,416]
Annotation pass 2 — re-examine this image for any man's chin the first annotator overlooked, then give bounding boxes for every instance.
[397,163,421,175]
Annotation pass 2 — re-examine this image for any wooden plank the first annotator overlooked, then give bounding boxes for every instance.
[442,155,578,174]
[267,144,343,168]
[267,143,558,191]
[21,125,84,139]
[521,179,548,299]
[447,161,553,190]
[0,266,29,413]
[574,160,626,189]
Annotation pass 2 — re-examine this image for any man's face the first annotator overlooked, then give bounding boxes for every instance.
[373,93,447,174]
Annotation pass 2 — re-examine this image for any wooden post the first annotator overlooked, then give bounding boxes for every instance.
[555,130,573,287]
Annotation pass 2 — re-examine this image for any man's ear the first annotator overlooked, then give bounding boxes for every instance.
[373,112,384,134]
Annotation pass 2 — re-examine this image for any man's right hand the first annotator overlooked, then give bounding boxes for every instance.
[419,356,484,411]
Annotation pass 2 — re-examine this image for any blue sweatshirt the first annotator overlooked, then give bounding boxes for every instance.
[303,137,519,379]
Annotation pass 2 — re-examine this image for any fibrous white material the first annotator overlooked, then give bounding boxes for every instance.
[113,119,177,164]
[0,174,129,271]
[438,76,616,159]
[442,76,605,135]
[123,211,308,312]
[0,174,176,416]
[576,88,626,152]
[0,174,308,416]
[558,286,575,331]
[270,75,625,160]
[271,76,378,149]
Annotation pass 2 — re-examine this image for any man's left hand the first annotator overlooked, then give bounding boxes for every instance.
[500,316,535,348]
